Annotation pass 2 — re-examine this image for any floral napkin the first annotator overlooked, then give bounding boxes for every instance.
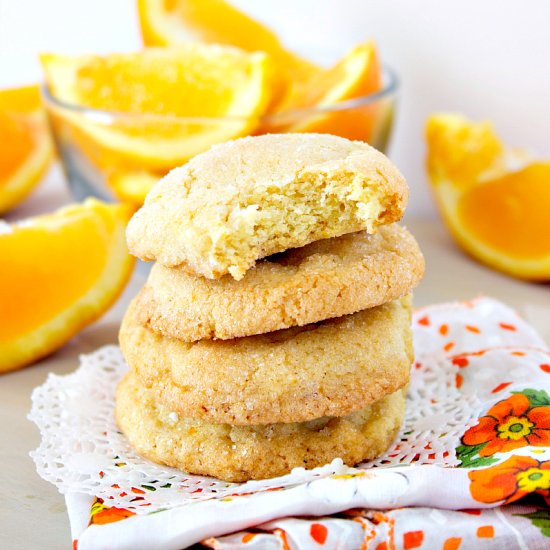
[29,297,550,550]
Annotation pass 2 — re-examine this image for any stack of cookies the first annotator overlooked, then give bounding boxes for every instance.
[116,134,424,482]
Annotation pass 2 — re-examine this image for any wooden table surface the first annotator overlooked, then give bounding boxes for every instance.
[1,170,548,549]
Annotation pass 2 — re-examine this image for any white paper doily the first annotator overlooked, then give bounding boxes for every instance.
[29,298,545,515]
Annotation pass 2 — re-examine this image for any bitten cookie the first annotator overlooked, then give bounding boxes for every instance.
[115,373,406,482]
[120,296,413,425]
[135,224,424,341]
[126,133,408,280]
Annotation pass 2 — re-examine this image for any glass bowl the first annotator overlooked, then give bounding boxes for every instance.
[42,66,399,206]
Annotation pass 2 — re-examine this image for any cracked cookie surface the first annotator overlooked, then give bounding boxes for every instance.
[126,133,408,279]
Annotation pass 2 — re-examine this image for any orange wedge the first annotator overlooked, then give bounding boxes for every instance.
[0,199,134,373]
[265,42,384,142]
[0,85,53,214]
[137,0,319,85]
[426,114,550,280]
[41,45,276,169]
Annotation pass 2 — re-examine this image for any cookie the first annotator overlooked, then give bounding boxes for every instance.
[126,133,408,280]
[120,296,413,425]
[136,224,424,341]
[115,373,406,482]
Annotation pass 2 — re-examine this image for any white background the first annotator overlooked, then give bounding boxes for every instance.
[1,0,549,217]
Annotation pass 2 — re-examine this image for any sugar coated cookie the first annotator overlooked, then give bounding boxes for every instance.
[115,373,406,482]
[126,133,408,279]
[120,296,413,425]
[136,224,424,341]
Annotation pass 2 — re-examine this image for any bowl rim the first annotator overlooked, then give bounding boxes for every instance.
[40,65,399,124]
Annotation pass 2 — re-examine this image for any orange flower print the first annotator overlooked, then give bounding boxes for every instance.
[462,393,550,456]
[469,455,550,505]
[89,498,135,525]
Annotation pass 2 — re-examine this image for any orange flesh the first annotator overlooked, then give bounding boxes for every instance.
[164,0,283,55]
[287,43,381,111]
[0,215,110,341]
[298,48,381,141]
[144,0,318,83]
[74,55,248,116]
[0,85,41,113]
[0,113,35,184]
[426,117,503,189]
[458,163,550,259]
[267,43,383,142]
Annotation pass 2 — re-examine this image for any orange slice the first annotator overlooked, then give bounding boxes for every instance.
[137,0,319,85]
[264,42,384,142]
[0,85,53,214]
[41,45,276,169]
[426,113,550,280]
[0,199,134,373]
